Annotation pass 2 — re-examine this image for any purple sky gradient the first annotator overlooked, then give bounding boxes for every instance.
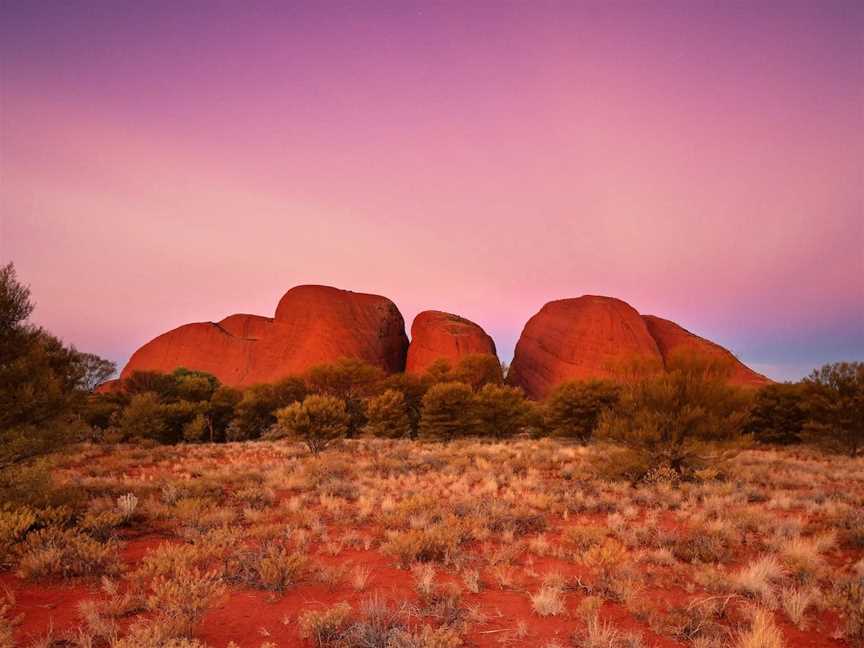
[2,1,862,381]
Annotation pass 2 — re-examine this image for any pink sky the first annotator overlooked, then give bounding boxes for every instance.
[1,1,862,380]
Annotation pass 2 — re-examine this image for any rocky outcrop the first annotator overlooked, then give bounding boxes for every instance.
[119,285,408,387]
[509,295,769,399]
[508,296,663,399]
[405,310,497,374]
[642,315,771,387]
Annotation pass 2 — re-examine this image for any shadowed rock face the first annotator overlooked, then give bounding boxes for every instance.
[509,295,769,399]
[405,310,497,374]
[642,315,771,388]
[119,285,409,387]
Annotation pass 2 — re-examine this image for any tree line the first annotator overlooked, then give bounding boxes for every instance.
[2,262,862,483]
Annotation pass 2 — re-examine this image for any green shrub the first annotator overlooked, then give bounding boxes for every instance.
[270,394,349,454]
[803,362,864,457]
[474,383,530,438]
[364,389,412,438]
[543,380,620,442]
[16,527,119,579]
[746,382,809,444]
[595,353,749,478]
[419,382,476,441]
[228,377,306,441]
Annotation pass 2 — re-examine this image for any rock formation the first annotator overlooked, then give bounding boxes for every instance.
[405,310,497,374]
[509,295,769,399]
[119,285,408,387]
[642,315,770,388]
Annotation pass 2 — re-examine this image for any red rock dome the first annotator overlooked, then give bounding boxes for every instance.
[642,315,771,387]
[119,285,408,387]
[508,296,663,399]
[405,310,497,374]
[509,295,771,399]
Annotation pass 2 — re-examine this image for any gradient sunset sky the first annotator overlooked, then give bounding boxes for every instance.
[1,1,862,381]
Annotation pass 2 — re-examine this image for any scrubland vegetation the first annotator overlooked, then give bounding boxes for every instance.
[2,263,863,647]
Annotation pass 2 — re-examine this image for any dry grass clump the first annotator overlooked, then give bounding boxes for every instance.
[780,587,814,629]
[832,576,864,646]
[530,585,566,616]
[16,527,119,580]
[381,523,464,567]
[244,543,307,591]
[734,607,785,648]
[297,596,464,648]
[731,557,786,605]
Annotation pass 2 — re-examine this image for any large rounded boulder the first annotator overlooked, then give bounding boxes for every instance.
[508,296,664,399]
[405,310,497,374]
[642,315,771,387]
[120,285,408,387]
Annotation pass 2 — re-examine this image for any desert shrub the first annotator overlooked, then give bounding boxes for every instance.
[146,566,225,638]
[0,458,84,510]
[672,528,732,563]
[803,362,864,457]
[544,380,621,442]
[228,377,306,440]
[746,382,809,444]
[382,523,464,566]
[298,602,353,647]
[270,394,349,454]
[0,263,114,468]
[306,358,385,436]
[247,543,307,591]
[380,372,428,435]
[0,507,37,566]
[419,382,476,441]
[118,392,168,442]
[364,389,412,438]
[473,383,530,438]
[580,539,638,602]
[530,585,566,616]
[451,353,503,390]
[734,606,784,648]
[16,526,119,579]
[595,353,749,478]
[562,524,607,551]
[832,576,864,646]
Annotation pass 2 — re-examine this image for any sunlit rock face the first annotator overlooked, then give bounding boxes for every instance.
[641,314,771,388]
[509,295,769,399]
[405,310,497,375]
[119,285,409,387]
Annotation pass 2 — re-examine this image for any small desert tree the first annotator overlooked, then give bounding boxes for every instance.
[364,389,411,438]
[75,352,117,392]
[1,262,107,468]
[543,380,621,442]
[746,382,809,444]
[306,358,385,436]
[271,394,349,454]
[228,377,306,440]
[118,392,168,442]
[595,354,749,478]
[419,381,476,441]
[474,383,530,438]
[380,372,427,436]
[452,354,503,390]
[803,362,864,457]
